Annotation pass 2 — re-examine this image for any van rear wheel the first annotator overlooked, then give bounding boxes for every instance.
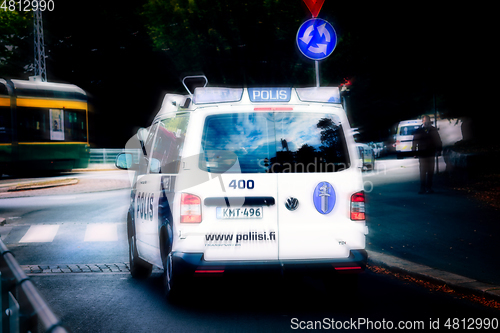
[163,251,183,301]
[128,235,153,279]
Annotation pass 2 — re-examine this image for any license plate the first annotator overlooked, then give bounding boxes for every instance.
[216,207,263,219]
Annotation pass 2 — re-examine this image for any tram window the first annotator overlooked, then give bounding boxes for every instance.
[0,112,11,143]
[17,108,87,142]
[0,84,11,143]
[17,107,49,142]
[64,110,87,141]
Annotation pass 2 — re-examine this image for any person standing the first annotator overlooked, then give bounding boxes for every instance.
[412,115,442,194]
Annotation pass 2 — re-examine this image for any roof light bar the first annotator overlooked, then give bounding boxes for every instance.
[193,87,243,104]
[248,88,292,102]
[296,87,341,104]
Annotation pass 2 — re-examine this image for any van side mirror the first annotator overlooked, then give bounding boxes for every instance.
[116,153,133,170]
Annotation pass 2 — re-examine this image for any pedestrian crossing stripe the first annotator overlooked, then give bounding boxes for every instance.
[84,224,118,242]
[20,225,60,243]
[3,223,123,243]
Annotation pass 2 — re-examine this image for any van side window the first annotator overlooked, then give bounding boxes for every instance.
[150,114,190,174]
[399,125,420,136]
[138,122,159,176]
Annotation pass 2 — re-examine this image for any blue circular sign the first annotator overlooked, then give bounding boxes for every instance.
[313,181,336,214]
[296,18,337,61]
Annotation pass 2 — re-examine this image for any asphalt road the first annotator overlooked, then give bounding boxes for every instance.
[0,167,498,332]
[30,267,498,332]
[0,189,130,264]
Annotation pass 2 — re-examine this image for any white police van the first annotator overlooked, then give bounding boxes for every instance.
[116,81,368,300]
[394,119,422,158]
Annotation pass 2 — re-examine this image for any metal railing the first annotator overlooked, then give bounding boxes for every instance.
[0,239,68,333]
[89,149,140,165]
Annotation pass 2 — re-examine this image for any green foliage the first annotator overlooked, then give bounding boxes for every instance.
[0,10,33,77]
[1,2,485,144]
[141,0,317,85]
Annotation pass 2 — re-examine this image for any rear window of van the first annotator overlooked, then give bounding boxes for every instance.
[398,125,420,136]
[200,112,351,173]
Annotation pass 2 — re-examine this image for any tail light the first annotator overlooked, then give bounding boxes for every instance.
[181,193,202,223]
[396,140,401,145]
[350,191,365,221]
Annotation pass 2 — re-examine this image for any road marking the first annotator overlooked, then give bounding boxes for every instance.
[3,223,125,244]
[20,225,60,243]
[84,223,118,242]
[47,196,78,200]
[0,227,12,240]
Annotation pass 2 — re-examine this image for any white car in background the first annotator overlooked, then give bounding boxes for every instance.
[356,143,375,171]
[394,119,422,159]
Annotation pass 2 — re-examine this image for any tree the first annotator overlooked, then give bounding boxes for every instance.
[0,10,33,78]
[141,0,319,85]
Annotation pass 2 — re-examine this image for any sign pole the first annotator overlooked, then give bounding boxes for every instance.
[296,18,336,86]
[315,61,320,87]
[297,1,335,88]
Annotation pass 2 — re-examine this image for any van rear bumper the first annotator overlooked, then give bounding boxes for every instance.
[172,249,367,274]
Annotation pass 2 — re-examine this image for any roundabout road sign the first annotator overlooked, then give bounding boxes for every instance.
[296,18,337,61]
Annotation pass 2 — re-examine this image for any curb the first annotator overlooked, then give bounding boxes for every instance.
[0,177,77,189]
[0,168,122,188]
[19,263,165,275]
[0,169,126,192]
[8,179,79,191]
[367,250,500,303]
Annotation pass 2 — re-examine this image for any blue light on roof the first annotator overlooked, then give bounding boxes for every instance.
[193,87,243,104]
[296,87,341,104]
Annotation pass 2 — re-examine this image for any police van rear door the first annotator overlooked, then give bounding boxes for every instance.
[197,109,279,261]
[274,107,363,261]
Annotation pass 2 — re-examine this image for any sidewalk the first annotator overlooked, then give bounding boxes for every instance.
[367,250,500,304]
[0,168,130,199]
[364,156,500,304]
